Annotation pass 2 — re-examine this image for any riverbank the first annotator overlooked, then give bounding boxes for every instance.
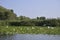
[0,26,60,35]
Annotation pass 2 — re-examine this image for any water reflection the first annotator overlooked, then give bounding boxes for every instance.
[0,34,60,40]
[0,34,13,40]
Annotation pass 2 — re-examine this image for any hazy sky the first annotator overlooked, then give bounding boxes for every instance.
[0,0,60,18]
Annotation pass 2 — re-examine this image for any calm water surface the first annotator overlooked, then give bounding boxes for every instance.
[0,34,60,40]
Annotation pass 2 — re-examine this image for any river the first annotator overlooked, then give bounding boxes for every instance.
[0,34,60,40]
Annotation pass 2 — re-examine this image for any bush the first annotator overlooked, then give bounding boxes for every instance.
[8,20,35,26]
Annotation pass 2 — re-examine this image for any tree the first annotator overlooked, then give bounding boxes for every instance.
[10,9,14,13]
[0,6,17,20]
[18,16,30,20]
[0,12,4,20]
[40,16,46,20]
[37,17,40,20]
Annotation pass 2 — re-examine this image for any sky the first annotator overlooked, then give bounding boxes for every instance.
[0,0,60,18]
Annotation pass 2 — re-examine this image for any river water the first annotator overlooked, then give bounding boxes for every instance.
[0,34,60,40]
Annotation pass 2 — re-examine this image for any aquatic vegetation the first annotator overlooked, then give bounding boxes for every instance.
[0,26,60,35]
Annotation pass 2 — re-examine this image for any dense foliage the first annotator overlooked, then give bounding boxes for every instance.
[0,6,60,27]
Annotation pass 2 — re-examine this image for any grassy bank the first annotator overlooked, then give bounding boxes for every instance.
[0,26,60,35]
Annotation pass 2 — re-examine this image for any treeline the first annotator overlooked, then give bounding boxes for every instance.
[8,18,60,27]
[0,6,60,27]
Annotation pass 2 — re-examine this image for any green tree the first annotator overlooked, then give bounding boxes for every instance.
[40,16,46,20]
[0,6,17,20]
[37,17,40,20]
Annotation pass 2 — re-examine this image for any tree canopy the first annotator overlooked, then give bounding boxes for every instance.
[0,6,60,27]
[0,6,17,20]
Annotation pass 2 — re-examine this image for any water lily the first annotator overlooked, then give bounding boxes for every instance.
[40,28,43,29]
[6,26,8,28]
[27,28,29,30]
[13,29,15,31]
[48,26,50,29]
[20,28,22,30]
[51,27,54,29]
[32,27,35,29]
